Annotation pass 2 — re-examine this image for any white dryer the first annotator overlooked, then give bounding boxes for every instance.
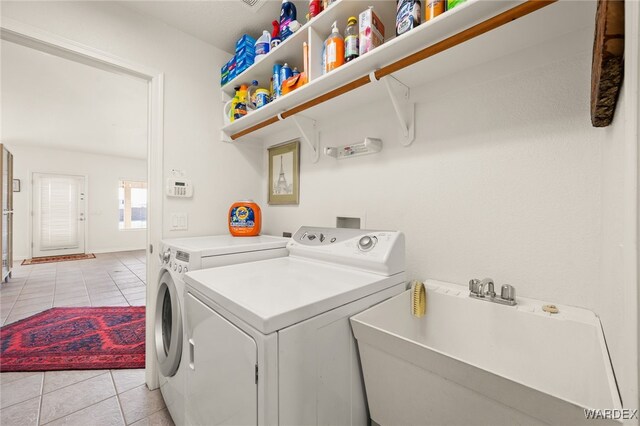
[183,227,406,426]
[155,235,289,425]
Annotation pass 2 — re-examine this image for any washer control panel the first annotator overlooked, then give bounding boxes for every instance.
[161,246,191,277]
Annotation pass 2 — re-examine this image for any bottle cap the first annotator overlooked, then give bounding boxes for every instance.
[348,16,357,24]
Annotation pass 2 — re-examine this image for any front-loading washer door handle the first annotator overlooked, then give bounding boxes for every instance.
[189,338,195,370]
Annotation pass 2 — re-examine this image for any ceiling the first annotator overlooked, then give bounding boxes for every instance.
[1,40,148,160]
[121,0,308,53]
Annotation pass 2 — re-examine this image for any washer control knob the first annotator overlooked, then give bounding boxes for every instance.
[162,250,171,264]
[178,265,182,273]
[184,267,188,273]
[358,235,377,251]
[307,234,316,241]
[173,264,177,271]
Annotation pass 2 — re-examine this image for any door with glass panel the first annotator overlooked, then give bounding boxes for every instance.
[32,173,86,257]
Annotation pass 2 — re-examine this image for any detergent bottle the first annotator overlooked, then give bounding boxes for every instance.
[228,200,262,236]
[233,84,249,120]
[309,0,323,18]
[279,0,297,41]
[396,0,422,36]
[324,21,344,73]
[255,30,271,62]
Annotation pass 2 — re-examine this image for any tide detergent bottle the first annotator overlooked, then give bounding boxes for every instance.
[228,200,262,236]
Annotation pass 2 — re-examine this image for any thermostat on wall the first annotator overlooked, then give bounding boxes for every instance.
[166,178,193,198]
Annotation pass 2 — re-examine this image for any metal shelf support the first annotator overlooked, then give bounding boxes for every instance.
[378,75,415,146]
[290,115,320,163]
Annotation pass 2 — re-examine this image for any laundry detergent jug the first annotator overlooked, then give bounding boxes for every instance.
[229,200,262,236]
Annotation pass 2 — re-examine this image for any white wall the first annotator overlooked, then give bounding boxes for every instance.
[0,1,264,239]
[8,145,147,259]
[3,0,637,411]
[259,27,639,407]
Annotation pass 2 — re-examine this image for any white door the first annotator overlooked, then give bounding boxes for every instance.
[32,173,86,257]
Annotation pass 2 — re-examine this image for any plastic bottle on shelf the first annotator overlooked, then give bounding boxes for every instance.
[344,16,359,62]
[324,21,344,73]
[396,0,422,36]
[233,84,249,120]
[309,0,323,18]
[447,0,466,10]
[255,30,271,62]
[271,20,281,49]
[292,67,300,77]
[279,0,297,41]
[425,0,445,21]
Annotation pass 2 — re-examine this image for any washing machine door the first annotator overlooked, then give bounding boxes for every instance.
[155,271,182,377]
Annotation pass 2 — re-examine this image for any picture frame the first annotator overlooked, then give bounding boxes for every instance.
[268,140,300,205]
[12,179,20,192]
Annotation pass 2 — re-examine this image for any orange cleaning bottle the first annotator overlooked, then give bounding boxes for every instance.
[228,200,262,236]
[324,21,344,72]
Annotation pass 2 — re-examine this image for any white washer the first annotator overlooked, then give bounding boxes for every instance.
[183,226,406,426]
[155,235,289,425]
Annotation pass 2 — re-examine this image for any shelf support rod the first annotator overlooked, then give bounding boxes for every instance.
[290,115,320,163]
[380,76,415,146]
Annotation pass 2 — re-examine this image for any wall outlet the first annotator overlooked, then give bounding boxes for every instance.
[170,213,188,231]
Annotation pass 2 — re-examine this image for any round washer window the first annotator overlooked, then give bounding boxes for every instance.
[161,289,173,356]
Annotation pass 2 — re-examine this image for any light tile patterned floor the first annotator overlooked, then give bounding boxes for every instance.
[0,251,173,426]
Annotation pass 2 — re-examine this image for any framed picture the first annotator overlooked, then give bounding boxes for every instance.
[268,140,300,205]
[12,179,20,192]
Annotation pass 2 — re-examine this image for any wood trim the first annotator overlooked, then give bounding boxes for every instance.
[0,144,3,282]
[8,152,13,273]
[590,0,625,127]
[231,0,557,141]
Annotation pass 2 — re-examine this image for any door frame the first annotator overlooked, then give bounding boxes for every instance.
[1,18,164,389]
[30,172,88,258]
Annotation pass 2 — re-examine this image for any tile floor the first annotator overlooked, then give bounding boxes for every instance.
[0,251,174,426]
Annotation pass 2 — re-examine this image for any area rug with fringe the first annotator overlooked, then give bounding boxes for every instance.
[0,307,145,372]
[21,253,96,265]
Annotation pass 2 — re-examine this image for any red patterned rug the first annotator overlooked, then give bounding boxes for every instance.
[0,307,145,372]
[22,253,96,265]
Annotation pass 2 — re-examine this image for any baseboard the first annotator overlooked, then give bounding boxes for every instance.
[15,248,145,261]
[90,247,145,254]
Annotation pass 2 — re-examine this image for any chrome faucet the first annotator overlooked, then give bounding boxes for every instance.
[469,277,516,306]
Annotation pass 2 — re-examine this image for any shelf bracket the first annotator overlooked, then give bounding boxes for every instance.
[379,76,415,146]
[221,130,233,143]
[290,115,320,163]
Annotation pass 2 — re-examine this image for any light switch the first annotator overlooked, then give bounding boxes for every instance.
[170,213,188,231]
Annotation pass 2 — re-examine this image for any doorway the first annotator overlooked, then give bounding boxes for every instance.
[31,173,86,257]
[1,18,164,388]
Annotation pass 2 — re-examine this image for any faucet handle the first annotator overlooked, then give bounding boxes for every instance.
[469,279,480,293]
[500,284,516,302]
